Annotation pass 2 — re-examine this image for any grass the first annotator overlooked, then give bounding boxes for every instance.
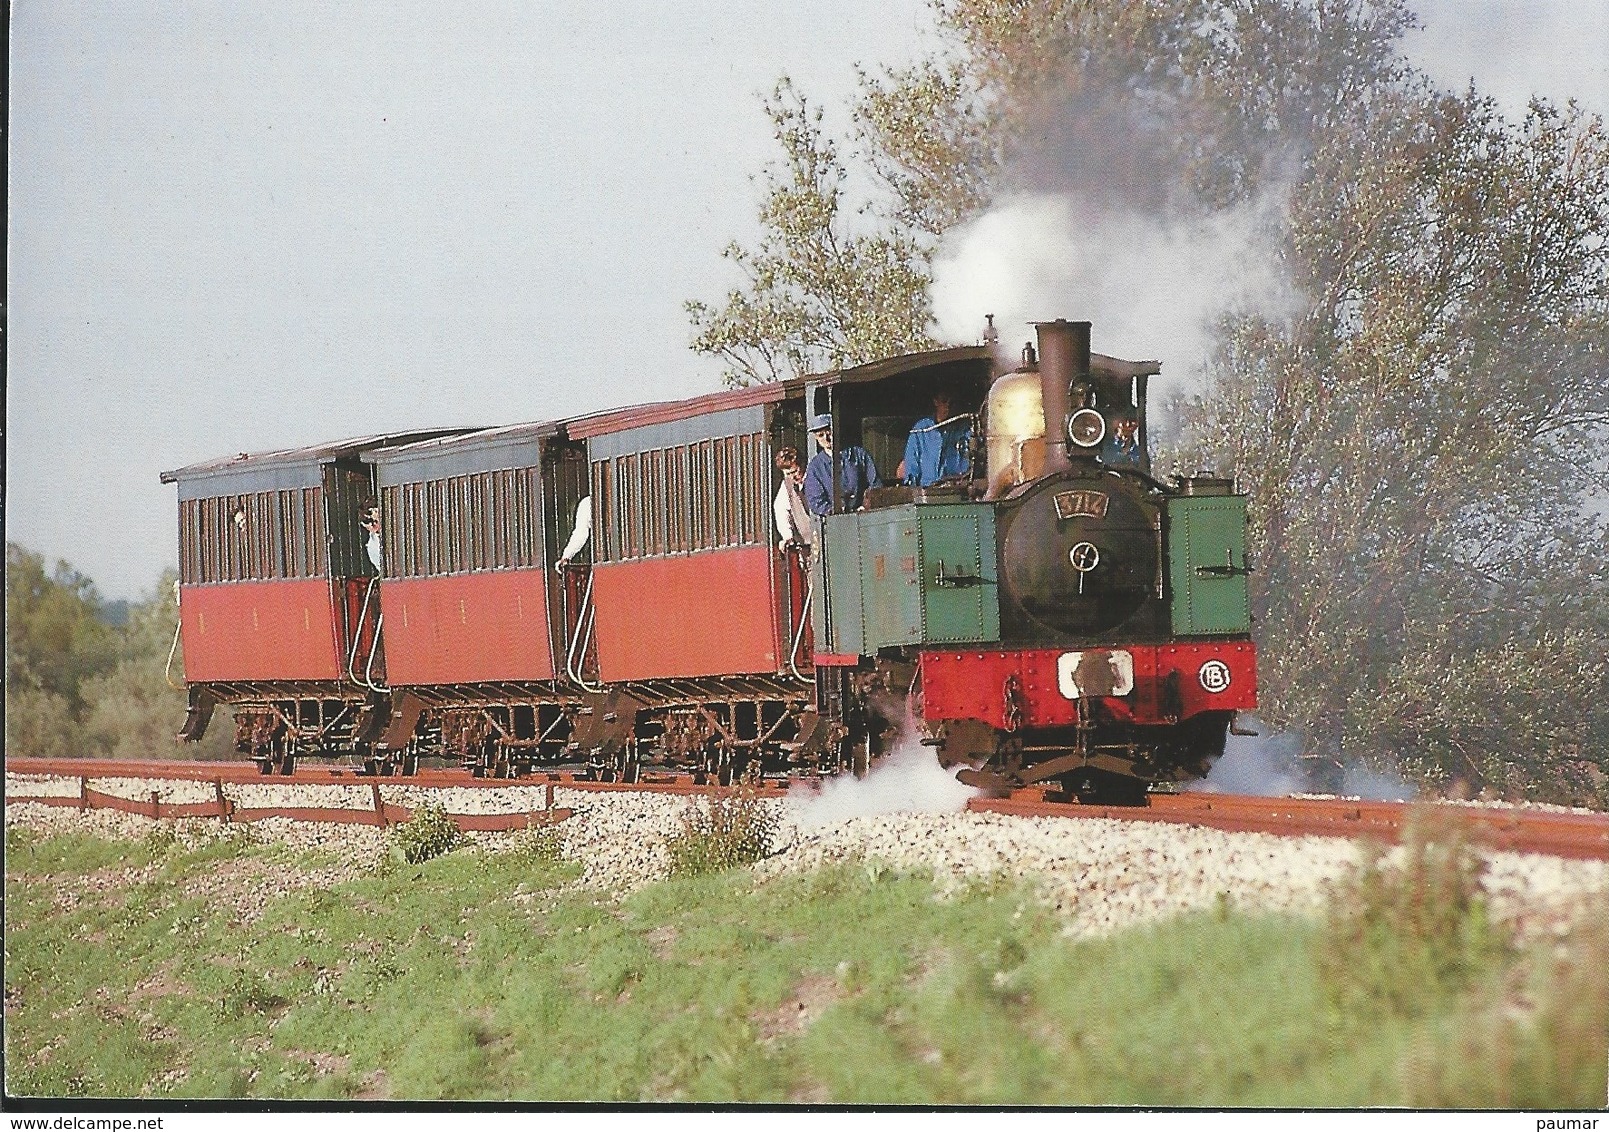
[3,822,1604,1104]
[1317,814,1511,1019]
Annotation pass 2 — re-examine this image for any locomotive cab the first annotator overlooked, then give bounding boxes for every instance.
[800,351,994,514]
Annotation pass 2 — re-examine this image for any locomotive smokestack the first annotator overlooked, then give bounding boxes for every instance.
[1034,319,1091,475]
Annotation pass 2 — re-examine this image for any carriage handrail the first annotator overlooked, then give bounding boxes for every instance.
[564,565,604,693]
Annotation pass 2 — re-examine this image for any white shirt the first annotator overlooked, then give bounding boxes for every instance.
[773,477,813,547]
[559,495,592,562]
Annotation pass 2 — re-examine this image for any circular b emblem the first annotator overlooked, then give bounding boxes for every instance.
[1198,659,1232,694]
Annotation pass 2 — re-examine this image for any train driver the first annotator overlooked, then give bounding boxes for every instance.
[772,447,815,553]
[901,389,972,486]
[1101,411,1144,467]
[554,495,592,571]
[803,414,880,516]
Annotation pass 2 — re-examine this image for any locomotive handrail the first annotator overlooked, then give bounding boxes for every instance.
[931,559,990,588]
[1195,549,1252,577]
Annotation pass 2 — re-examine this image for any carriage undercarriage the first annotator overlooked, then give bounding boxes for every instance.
[197,654,1233,803]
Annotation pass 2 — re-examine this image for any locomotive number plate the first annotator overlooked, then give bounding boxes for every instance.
[1057,650,1135,699]
[1053,489,1109,520]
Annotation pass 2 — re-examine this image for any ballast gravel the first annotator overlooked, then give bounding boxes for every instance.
[6,772,1606,941]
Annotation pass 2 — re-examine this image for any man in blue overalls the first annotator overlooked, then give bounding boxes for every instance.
[901,390,972,487]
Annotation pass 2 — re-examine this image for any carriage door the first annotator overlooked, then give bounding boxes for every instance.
[324,461,383,685]
[544,440,597,681]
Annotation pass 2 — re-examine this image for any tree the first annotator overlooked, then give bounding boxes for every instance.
[860,0,1419,220]
[5,544,116,756]
[686,79,938,386]
[1168,93,1609,802]
[5,547,232,761]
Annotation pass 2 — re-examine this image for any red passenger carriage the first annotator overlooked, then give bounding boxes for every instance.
[161,432,468,772]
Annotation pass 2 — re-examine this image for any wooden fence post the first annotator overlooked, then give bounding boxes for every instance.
[149,791,162,820]
[214,778,231,823]
[371,782,388,828]
[79,776,89,812]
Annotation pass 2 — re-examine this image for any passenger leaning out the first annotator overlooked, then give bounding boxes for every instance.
[555,495,592,572]
[773,447,815,554]
[359,500,383,572]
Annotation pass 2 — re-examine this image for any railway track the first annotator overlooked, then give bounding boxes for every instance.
[7,756,1609,860]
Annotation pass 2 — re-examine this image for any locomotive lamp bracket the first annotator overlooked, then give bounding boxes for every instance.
[1195,550,1252,578]
[932,559,988,588]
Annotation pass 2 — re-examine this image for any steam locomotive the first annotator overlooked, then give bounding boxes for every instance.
[162,318,1255,801]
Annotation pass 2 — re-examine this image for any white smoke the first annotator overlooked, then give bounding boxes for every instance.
[931,191,1296,396]
[1188,716,1416,802]
[789,732,979,829]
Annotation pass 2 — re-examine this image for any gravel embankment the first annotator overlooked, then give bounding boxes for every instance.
[6,773,1606,940]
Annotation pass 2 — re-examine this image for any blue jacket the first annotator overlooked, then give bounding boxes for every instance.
[1101,435,1144,467]
[804,447,880,515]
[902,417,972,486]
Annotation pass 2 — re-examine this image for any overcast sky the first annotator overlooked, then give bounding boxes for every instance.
[8,1,1607,600]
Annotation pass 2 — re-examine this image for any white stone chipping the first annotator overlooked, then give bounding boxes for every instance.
[6,773,1606,941]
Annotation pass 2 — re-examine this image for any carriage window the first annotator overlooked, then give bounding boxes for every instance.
[377,466,545,578]
[178,486,325,584]
[589,431,767,562]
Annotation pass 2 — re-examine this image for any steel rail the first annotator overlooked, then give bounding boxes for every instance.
[8,757,1607,859]
[967,791,1609,861]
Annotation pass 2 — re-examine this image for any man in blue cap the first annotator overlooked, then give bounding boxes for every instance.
[803,413,880,516]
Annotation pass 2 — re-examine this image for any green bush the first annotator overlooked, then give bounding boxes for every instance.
[1317,813,1512,1018]
[389,801,463,865]
[664,790,779,877]
[505,812,566,867]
